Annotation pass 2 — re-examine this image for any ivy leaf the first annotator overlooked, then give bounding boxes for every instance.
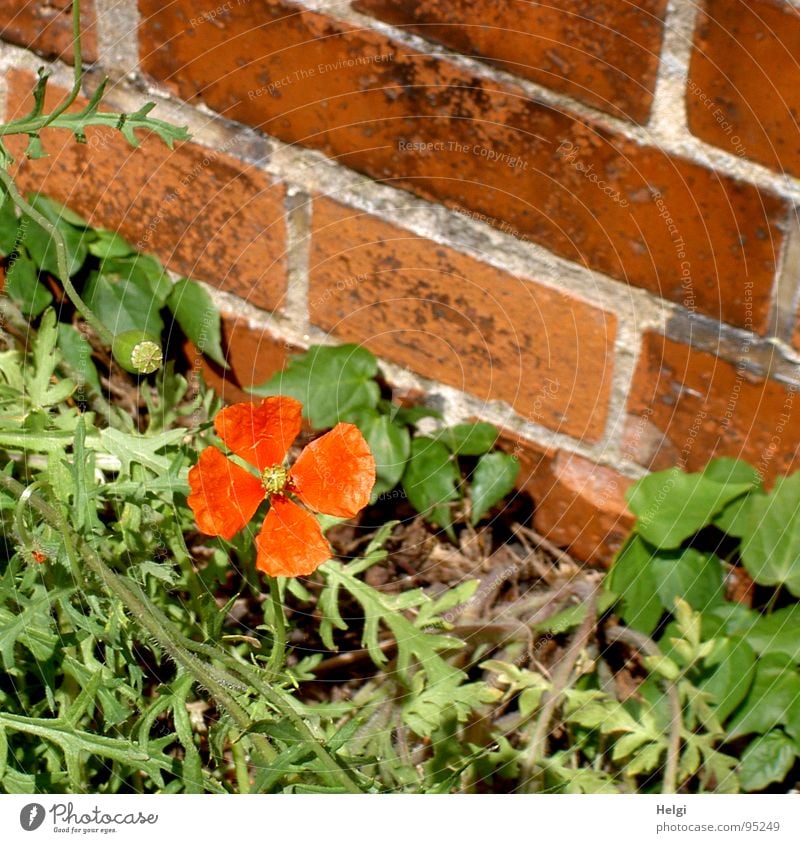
[739,730,797,792]
[252,344,380,429]
[727,653,800,739]
[743,603,800,661]
[84,270,164,339]
[402,437,461,534]
[651,548,725,613]
[20,193,92,278]
[470,451,519,524]
[87,229,136,260]
[699,636,756,724]
[741,473,800,595]
[348,408,410,496]
[101,253,172,308]
[166,278,227,368]
[4,248,52,316]
[434,422,499,455]
[606,534,663,635]
[627,467,753,549]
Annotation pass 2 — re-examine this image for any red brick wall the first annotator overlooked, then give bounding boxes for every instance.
[2,0,799,564]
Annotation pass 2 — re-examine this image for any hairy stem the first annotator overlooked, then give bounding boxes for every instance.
[1,472,362,792]
[0,169,112,346]
[267,575,287,677]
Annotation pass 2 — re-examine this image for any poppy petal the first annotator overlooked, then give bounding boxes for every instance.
[255,497,331,577]
[188,446,264,540]
[289,423,376,518]
[214,396,302,472]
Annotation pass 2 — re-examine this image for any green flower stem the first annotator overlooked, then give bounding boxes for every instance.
[0,168,112,347]
[1,472,363,793]
[267,575,287,677]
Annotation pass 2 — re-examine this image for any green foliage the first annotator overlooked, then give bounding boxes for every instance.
[0,192,226,387]
[255,344,520,537]
[607,459,800,793]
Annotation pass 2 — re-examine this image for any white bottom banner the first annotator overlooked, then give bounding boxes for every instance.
[0,794,797,842]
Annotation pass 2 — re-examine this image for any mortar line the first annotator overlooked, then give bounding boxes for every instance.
[301,0,800,202]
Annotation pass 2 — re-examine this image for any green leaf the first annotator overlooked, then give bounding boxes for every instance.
[4,248,52,316]
[741,473,800,595]
[101,253,172,307]
[87,229,135,259]
[727,653,800,739]
[702,457,762,486]
[56,323,101,396]
[402,437,461,532]
[627,467,753,549]
[470,451,519,524]
[253,344,380,429]
[0,189,18,255]
[349,409,410,495]
[28,309,75,408]
[84,270,164,339]
[699,636,756,724]
[651,548,725,613]
[434,422,499,455]
[166,277,227,367]
[739,730,797,792]
[20,194,92,278]
[744,603,800,661]
[606,534,663,635]
[98,427,188,477]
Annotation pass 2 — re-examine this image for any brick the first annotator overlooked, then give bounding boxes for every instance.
[688,0,800,177]
[5,70,287,312]
[0,0,97,63]
[310,197,616,443]
[138,0,788,331]
[189,313,293,404]
[499,430,633,565]
[624,332,800,481]
[353,0,666,124]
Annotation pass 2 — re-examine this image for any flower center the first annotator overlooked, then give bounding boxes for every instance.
[261,464,289,496]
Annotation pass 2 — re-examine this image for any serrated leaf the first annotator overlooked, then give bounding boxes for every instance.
[98,427,187,476]
[739,730,797,792]
[470,451,519,524]
[166,277,227,367]
[28,309,75,408]
[252,344,379,428]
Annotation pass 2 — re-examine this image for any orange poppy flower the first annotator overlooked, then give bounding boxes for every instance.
[187,396,375,577]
